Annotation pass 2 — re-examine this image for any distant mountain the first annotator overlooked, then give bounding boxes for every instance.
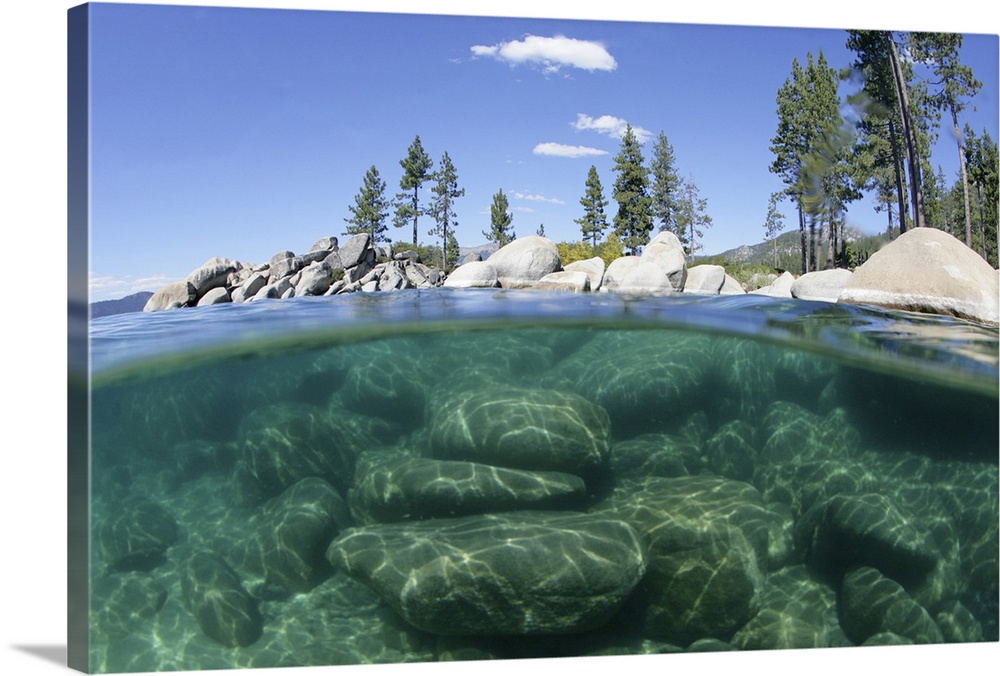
[706,225,869,268]
[90,291,154,318]
[458,242,499,263]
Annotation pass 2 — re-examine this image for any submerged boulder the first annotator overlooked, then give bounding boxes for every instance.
[96,499,178,573]
[837,566,944,645]
[427,387,611,480]
[326,511,646,636]
[596,475,770,644]
[838,227,999,325]
[348,451,587,524]
[181,551,263,648]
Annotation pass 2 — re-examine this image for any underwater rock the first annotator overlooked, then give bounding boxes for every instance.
[349,450,588,524]
[595,475,770,645]
[240,477,351,594]
[427,387,611,480]
[706,420,758,482]
[546,330,713,434]
[326,511,646,636]
[96,499,178,573]
[609,433,696,482]
[709,338,778,424]
[932,598,984,643]
[92,573,167,637]
[487,236,562,289]
[181,551,263,648]
[838,227,1000,326]
[234,402,372,502]
[794,493,941,589]
[753,459,880,518]
[340,352,429,426]
[731,565,840,650]
[758,401,860,467]
[837,566,944,645]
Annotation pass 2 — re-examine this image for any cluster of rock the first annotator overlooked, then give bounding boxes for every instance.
[87,323,997,670]
[143,226,998,326]
[143,232,445,312]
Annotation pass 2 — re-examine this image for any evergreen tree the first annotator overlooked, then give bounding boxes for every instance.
[344,165,389,242]
[650,131,682,236]
[536,224,546,237]
[483,189,514,247]
[909,32,982,245]
[770,51,845,273]
[674,176,712,262]
[965,127,999,265]
[763,191,787,269]
[612,124,653,255]
[427,151,464,273]
[575,165,609,248]
[445,231,461,271]
[393,135,434,245]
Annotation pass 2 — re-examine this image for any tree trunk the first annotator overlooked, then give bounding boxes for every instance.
[411,188,419,245]
[888,119,909,234]
[888,35,926,228]
[951,106,974,247]
[826,210,836,270]
[808,214,817,273]
[798,196,807,275]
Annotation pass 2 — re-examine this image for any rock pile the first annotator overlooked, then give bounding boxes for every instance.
[143,233,444,311]
[143,227,999,326]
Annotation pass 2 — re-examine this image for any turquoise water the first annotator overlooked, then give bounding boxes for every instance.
[84,290,998,672]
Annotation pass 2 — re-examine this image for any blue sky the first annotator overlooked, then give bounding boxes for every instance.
[84,1,999,301]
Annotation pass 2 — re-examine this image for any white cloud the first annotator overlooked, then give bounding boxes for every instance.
[574,114,652,143]
[514,192,566,205]
[533,142,608,158]
[514,206,537,213]
[89,272,174,302]
[470,35,617,73]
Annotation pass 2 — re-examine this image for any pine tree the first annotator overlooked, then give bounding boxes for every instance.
[575,165,609,249]
[483,189,514,247]
[393,135,434,245]
[427,151,464,273]
[763,191,787,269]
[909,32,982,245]
[650,131,682,236]
[612,124,653,255]
[771,51,846,273]
[344,165,389,242]
[674,176,712,261]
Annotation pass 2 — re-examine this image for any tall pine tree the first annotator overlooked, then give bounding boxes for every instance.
[344,165,389,242]
[575,165,609,249]
[612,124,653,255]
[427,151,464,273]
[483,189,514,247]
[393,135,434,245]
[650,131,682,236]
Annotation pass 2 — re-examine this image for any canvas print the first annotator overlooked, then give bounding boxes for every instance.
[69,2,999,673]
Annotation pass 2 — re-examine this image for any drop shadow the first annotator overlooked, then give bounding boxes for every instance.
[11,645,67,667]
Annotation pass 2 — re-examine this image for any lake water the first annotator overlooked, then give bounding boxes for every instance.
[81,290,999,672]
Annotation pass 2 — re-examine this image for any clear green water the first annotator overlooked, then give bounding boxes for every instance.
[83,291,999,672]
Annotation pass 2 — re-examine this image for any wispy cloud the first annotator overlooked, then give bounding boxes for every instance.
[514,206,537,213]
[89,272,174,302]
[471,35,617,74]
[514,192,566,205]
[574,114,652,143]
[533,142,608,158]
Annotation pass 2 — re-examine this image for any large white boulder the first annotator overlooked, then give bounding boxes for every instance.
[683,265,727,295]
[616,231,687,295]
[564,257,606,291]
[837,228,999,325]
[443,261,500,289]
[487,236,562,289]
[791,269,853,303]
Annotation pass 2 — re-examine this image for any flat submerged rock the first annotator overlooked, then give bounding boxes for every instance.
[326,511,646,636]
